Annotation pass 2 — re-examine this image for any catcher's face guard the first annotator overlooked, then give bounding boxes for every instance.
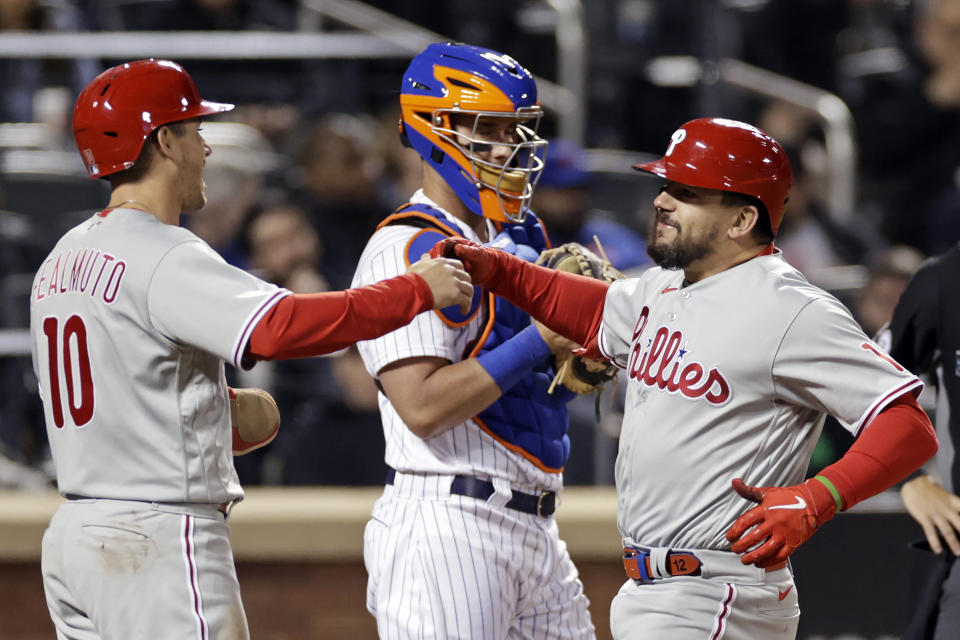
[400,42,546,223]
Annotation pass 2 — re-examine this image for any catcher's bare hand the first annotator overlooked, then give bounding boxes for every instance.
[408,254,473,315]
[901,475,960,555]
[534,320,578,355]
[430,237,504,288]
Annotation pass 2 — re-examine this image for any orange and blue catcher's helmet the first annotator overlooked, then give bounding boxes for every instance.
[399,42,547,223]
[633,118,793,235]
[73,59,234,179]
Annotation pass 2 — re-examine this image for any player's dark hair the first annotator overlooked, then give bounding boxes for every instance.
[108,121,190,187]
[722,191,774,244]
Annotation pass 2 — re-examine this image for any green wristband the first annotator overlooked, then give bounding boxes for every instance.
[814,474,844,512]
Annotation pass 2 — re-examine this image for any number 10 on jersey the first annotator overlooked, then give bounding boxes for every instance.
[41,315,94,428]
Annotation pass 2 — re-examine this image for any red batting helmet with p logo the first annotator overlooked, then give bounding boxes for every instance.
[72,59,234,179]
[633,118,793,235]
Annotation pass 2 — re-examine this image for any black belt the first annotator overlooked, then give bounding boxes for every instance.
[385,469,556,517]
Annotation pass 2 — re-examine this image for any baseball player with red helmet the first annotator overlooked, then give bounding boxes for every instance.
[31,59,472,640]
[353,43,595,638]
[433,117,939,638]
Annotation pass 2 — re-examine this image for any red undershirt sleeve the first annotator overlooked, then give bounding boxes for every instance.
[245,273,433,361]
[486,258,610,359]
[817,392,937,510]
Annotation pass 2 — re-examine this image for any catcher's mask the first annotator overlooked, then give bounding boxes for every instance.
[633,118,792,235]
[399,42,547,224]
[73,59,234,179]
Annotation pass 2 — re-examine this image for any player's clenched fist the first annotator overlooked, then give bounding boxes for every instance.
[408,254,474,314]
[430,237,509,289]
[725,477,837,568]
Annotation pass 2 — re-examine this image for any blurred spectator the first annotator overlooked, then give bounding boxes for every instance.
[0,0,98,122]
[247,203,328,293]
[95,0,323,110]
[238,202,385,485]
[184,121,282,268]
[854,243,925,337]
[375,105,423,207]
[757,100,871,279]
[185,163,261,268]
[837,0,960,252]
[532,139,651,273]
[292,112,388,289]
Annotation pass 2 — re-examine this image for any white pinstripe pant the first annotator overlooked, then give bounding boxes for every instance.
[364,477,596,639]
[41,499,249,640]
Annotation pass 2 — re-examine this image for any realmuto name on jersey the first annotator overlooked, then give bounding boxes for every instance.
[627,305,732,405]
[34,247,127,304]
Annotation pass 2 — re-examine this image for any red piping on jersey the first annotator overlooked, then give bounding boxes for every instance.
[818,391,936,510]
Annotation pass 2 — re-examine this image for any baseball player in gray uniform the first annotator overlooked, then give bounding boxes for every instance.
[353,43,595,639]
[433,117,939,639]
[30,59,472,640]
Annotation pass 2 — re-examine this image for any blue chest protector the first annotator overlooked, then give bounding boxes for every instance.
[378,203,572,472]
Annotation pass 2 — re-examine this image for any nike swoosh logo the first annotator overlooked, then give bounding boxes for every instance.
[769,496,807,510]
[661,286,678,294]
[778,586,794,600]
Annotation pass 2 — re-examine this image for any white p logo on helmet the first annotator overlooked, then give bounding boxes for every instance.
[665,128,687,156]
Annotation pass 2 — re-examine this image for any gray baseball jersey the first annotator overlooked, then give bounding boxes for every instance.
[29,207,288,503]
[597,251,921,550]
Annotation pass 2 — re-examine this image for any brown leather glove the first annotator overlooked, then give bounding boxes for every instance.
[228,387,280,455]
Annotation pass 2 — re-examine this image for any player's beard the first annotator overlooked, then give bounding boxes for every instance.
[646,211,718,270]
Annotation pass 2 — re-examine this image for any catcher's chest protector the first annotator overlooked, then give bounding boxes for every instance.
[379,204,571,472]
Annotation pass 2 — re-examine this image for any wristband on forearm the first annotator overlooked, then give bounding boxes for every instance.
[813,474,844,512]
[476,324,551,392]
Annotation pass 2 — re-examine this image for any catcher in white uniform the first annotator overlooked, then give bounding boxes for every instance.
[354,43,595,639]
[433,117,939,639]
[31,59,472,640]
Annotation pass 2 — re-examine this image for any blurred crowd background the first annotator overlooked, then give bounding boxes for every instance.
[0,0,957,490]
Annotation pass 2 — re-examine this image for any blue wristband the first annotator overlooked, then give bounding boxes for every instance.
[476,325,552,392]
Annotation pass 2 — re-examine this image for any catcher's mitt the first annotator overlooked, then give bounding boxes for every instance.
[229,387,281,455]
[535,241,623,396]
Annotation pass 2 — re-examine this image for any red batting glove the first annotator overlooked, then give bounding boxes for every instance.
[429,237,507,289]
[725,477,838,568]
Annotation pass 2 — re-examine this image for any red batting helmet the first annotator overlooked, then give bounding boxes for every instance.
[72,59,234,179]
[633,117,792,234]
